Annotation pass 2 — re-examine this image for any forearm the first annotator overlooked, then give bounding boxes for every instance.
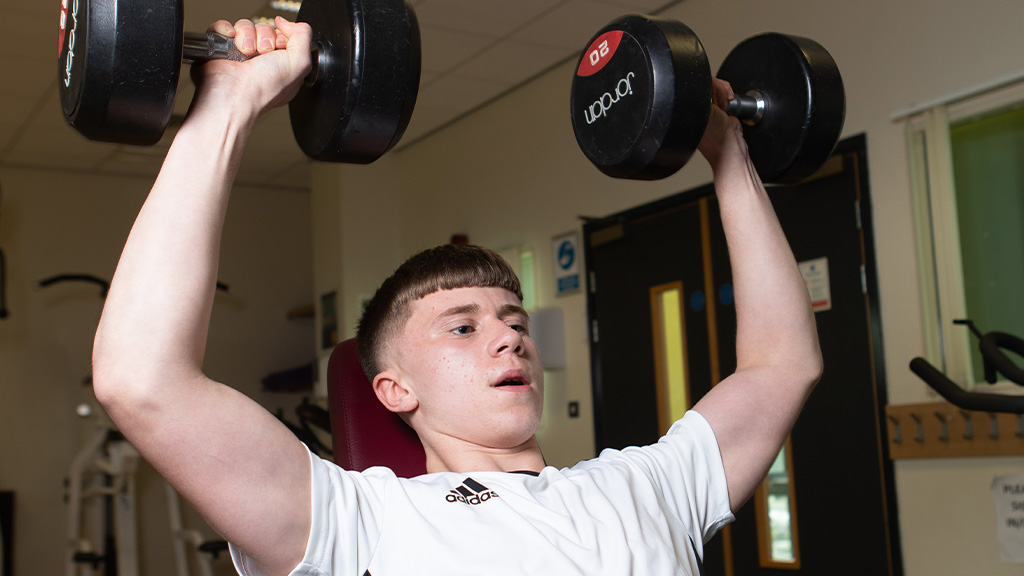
[93,98,257,401]
[94,16,308,401]
[714,149,821,378]
[696,80,821,380]
[694,124,822,510]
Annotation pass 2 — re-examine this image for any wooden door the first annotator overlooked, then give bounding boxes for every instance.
[584,135,901,575]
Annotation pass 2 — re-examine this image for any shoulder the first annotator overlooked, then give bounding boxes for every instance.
[306,450,404,510]
[561,412,728,506]
[575,411,720,471]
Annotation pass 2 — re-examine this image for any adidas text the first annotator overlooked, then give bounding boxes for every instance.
[446,490,500,505]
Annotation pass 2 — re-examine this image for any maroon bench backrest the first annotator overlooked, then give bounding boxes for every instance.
[327,339,426,478]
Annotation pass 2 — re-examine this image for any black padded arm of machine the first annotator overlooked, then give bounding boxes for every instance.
[909,322,1024,414]
[977,331,1024,386]
[38,274,111,297]
[909,357,1024,414]
[38,274,229,297]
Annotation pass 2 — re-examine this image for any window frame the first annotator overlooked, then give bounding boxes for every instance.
[906,79,1024,389]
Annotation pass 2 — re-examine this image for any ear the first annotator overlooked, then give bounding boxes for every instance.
[372,369,419,414]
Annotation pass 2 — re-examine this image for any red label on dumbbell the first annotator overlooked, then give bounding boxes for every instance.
[570,28,651,165]
[577,31,623,77]
[58,0,68,57]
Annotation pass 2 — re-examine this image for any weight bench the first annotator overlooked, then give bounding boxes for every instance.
[323,339,708,573]
[325,339,426,477]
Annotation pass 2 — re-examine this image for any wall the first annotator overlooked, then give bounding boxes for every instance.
[311,0,1024,573]
[0,166,313,575]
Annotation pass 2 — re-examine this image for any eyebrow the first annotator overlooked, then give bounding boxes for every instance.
[438,304,480,319]
[498,304,529,320]
[434,303,529,322]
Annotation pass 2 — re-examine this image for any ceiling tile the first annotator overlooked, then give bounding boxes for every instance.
[6,10,57,63]
[414,0,564,38]
[419,70,442,87]
[24,3,58,17]
[0,96,44,133]
[94,153,165,177]
[5,118,119,172]
[452,40,570,86]
[419,26,496,74]
[398,106,459,145]
[2,59,58,99]
[592,0,681,12]
[415,75,511,114]
[263,158,313,190]
[0,121,20,155]
[249,107,297,145]
[514,0,633,51]
[35,92,74,129]
[238,146,293,184]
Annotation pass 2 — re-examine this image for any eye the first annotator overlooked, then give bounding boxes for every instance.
[452,324,475,336]
[509,323,528,335]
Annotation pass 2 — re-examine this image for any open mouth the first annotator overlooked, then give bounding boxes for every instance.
[493,369,531,389]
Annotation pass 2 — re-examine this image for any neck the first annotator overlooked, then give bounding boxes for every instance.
[422,435,546,474]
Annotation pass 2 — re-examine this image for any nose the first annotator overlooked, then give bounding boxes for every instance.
[489,323,525,357]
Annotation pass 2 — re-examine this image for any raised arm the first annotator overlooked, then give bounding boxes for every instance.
[92,18,313,575]
[691,79,823,512]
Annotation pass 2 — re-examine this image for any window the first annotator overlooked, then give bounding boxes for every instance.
[755,439,800,568]
[905,78,1024,387]
[498,245,536,311]
[649,282,690,436]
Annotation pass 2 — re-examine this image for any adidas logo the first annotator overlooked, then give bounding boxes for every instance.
[445,477,500,506]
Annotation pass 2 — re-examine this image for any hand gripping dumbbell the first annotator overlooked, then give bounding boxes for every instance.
[570,15,845,183]
[57,0,420,164]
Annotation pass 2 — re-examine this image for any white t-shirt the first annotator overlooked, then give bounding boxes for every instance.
[231,411,733,575]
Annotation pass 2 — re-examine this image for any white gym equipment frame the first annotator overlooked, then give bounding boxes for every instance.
[65,409,225,576]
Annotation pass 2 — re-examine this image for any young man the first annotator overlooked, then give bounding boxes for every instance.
[92,16,821,576]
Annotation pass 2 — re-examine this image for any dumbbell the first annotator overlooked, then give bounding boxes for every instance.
[570,15,845,183]
[57,0,420,164]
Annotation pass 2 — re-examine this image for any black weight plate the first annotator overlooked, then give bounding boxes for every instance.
[290,0,421,164]
[58,0,183,145]
[717,33,845,184]
[570,15,711,180]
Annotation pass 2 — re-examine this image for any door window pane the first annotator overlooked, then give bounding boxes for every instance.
[756,439,801,568]
[649,282,689,435]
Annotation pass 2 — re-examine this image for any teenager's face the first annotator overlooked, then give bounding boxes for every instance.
[389,286,544,450]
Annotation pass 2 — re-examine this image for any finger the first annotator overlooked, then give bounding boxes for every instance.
[710,78,732,111]
[208,19,235,37]
[274,16,312,43]
[276,17,313,68]
[255,21,278,54]
[234,18,258,55]
[274,17,298,39]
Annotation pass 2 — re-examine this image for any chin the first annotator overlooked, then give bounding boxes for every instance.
[499,419,542,449]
